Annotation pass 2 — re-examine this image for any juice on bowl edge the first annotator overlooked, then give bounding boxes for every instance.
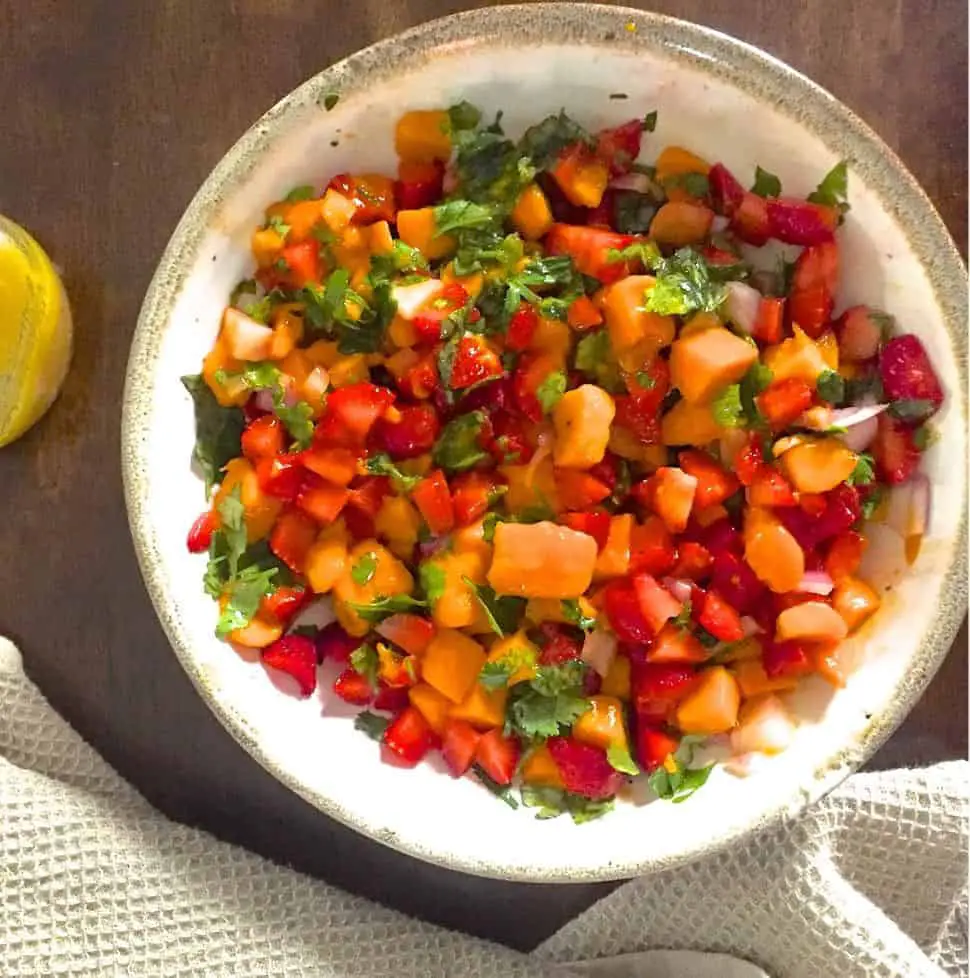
[0,216,73,446]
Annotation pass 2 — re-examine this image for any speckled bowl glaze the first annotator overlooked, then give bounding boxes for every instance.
[122,4,968,882]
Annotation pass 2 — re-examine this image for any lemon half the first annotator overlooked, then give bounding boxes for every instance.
[0,217,73,446]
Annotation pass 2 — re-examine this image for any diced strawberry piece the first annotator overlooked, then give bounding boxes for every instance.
[374,684,411,713]
[241,415,286,461]
[449,335,503,391]
[835,305,885,361]
[269,508,319,573]
[798,492,828,517]
[372,403,440,459]
[566,295,604,330]
[260,585,308,624]
[603,579,654,644]
[815,483,862,540]
[321,382,396,443]
[299,445,360,486]
[748,466,798,508]
[315,622,359,664]
[824,530,865,583]
[296,477,350,525]
[587,452,621,493]
[614,395,660,444]
[671,540,714,581]
[544,223,636,284]
[334,668,373,705]
[547,736,625,799]
[753,296,785,344]
[731,191,771,245]
[450,470,500,526]
[481,410,534,464]
[710,551,766,615]
[561,511,612,551]
[647,622,707,664]
[442,719,483,777]
[375,613,436,657]
[585,188,616,229]
[395,349,440,401]
[262,635,318,697]
[763,639,814,678]
[346,475,391,518]
[879,334,944,417]
[396,158,445,209]
[698,518,743,557]
[633,572,685,636]
[757,378,815,430]
[765,197,838,246]
[708,163,745,218]
[474,729,520,785]
[694,588,744,642]
[677,450,739,508]
[256,454,306,501]
[412,283,469,342]
[556,470,612,510]
[595,118,644,175]
[629,517,677,576]
[775,505,821,551]
[635,724,680,772]
[789,241,839,338]
[734,434,765,487]
[412,469,455,535]
[187,510,216,553]
[872,412,921,485]
[632,663,698,723]
[512,353,557,423]
[280,240,322,287]
[788,286,833,339]
[535,625,582,667]
[505,304,539,351]
[382,706,437,767]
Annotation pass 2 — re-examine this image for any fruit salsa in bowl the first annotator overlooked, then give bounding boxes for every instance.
[123,5,967,880]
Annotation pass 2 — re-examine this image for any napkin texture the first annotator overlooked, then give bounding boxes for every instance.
[0,636,965,977]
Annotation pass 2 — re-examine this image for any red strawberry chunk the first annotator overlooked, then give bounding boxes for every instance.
[561,511,612,551]
[879,334,944,417]
[374,684,411,713]
[595,119,644,175]
[872,412,921,485]
[694,588,745,642]
[547,737,625,799]
[262,635,318,697]
[382,706,437,767]
[474,729,520,785]
[537,623,584,666]
[186,510,215,553]
[710,551,765,615]
[442,719,483,777]
[603,579,654,644]
[632,663,698,723]
[505,305,539,351]
[763,640,814,678]
[333,668,373,705]
[449,335,503,390]
[629,517,677,576]
[835,305,884,361]
[765,197,838,246]
[314,622,359,664]
[708,163,745,218]
[372,403,440,459]
[635,724,680,772]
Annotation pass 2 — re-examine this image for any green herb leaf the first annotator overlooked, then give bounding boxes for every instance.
[816,369,846,406]
[365,452,422,492]
[447,101,481,132]
[606,742,640,776]
[463,578,527,637]
[216,564,279,637]
[481,511,502,543]
[284,185,315,202]
[419,562,447,605]
[368,240,429,283]
[561,600,596,632]
[807,160,849,216]
[351,552,378,586]
[433,199,499,236]
[517,110,593,169]
[322,92,339,111]
[472,765,519,809]
[432,411,488,472]
[612,190,660,235]
[647,736,713,803]
[267,215,290,240]
[642,110,658,132]
[711,384,745,428]
[574,329,623,393]
[751,166,782,198]
[355,711,390,741]
[739,362,773,423]
[912,424,933,451]
[642,247,726,317]
[347,594,427,623]
[671,599,693,631]
[479,660,515,690]
[520,786,614,823]
[662,171,710,199]
[181,374,245,496]
[860,484,886,520]
[536,370,567,414]
[506,662,590,740]
[350,644,379,689]
[847,452,875,486]
[889,398,934,423]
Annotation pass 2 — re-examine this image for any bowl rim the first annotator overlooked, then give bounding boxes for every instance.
[122,2,968,882]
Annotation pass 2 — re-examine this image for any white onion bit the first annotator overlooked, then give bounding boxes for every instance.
[662,578,693,603]
[796,570,835,596]
[723,280,762,335]
[582,628,618,678]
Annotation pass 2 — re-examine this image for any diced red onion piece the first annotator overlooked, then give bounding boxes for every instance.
[711,214,731,234]
[253,389,275,413]
[723,280,762,335]
[740,615,762,638]
[831,403,889,451]
[662,577,693,603]
[797,570,835,596]
[581,628,618,678]
[608,172,653,193]
[839,415,880,453]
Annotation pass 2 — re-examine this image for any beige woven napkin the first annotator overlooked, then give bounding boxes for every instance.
[0,635,964,977]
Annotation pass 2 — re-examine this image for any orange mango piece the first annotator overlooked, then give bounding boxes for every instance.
[602,275,676,352]
[732,658,800,698]
[600,654,632,700]
[744,506,805,594]
[487,521,598,598]
[426,549,489,630]
[408,683,453,735]
[421,629,488,704]
[775,601,849,644]
[669,326,759,404]
[227,607,284,649]
[594,514,634,580]
[213,458,282,543]
[832,575,881,633]
[780,439,858,494]
[333,541,415,637]
[449,683,508,730]
[649,201,714,247]
[553,384,616,469]
[394,109,451,162]
[511,183,554,240]
[521,745,565,789]
[654,145,711,187]
[675,666,741,735]
[397,207,455,260]
[661,398,725,447]
[202,332,248,407]
[486,630,539,685]
[572,695,628,752]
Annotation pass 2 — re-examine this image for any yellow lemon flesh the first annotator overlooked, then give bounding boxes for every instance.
[0,217,73,446]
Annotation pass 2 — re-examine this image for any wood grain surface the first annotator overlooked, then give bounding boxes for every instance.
[0,0,965,950]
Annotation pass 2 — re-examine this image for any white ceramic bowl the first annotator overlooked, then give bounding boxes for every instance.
[123,4,968,881]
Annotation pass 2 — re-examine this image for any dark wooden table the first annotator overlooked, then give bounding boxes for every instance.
[0,0,965,951]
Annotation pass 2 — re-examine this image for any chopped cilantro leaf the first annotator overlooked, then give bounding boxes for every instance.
[561,600,596,632]
[807,160,849,216]
[520,786,614,823]
[472,765,519,809]
[463,578,527,636]
[517,110,593,169]
[671,599,693,631]
[505,662,590,741]
[642,247,726,317]
[432,411,488,472]
[419,561,447,605]
[889,398,934,422]
[751,166,782,198]
[847,452,875,486]
[284,185,315,202]
[648,736,713,803]
[366,453,422,492]
[350,644,379,689]
[711,384,745,428]
[860,485,886,520]
[574,329,623,392]
[481,511,502,543]
[479,660,515,690]
[368,240,429,282]
[347,594,427,623]
[432,199,499,236]
[355,711,390,741]
[536,370,567,414]
[351,552,378,586]
[181,374,245,496]
[816,369,846,406]
[267,215,290,240]
[606,742,640,776]
[215,564,279,638]
[739,362,773,423]
[642,110,658,132]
